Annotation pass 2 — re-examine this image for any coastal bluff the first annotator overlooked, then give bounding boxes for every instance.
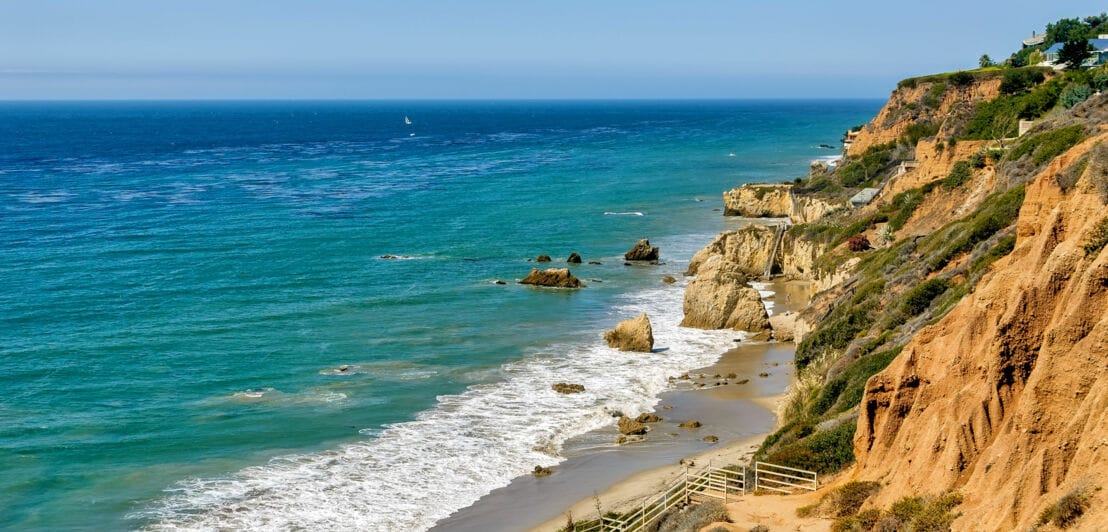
[722,183,845,224]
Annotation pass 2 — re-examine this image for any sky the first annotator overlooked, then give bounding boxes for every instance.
[1,0,1105,100]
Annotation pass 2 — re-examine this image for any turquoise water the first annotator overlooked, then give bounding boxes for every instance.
[0,100,879,530]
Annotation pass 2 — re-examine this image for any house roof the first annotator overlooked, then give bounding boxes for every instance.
[1023,35,1046,46]
[1044,38,1108,54]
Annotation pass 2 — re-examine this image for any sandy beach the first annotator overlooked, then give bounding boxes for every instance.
[432,280,811,532]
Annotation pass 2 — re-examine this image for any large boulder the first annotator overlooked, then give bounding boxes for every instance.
[618,416,648,435]
[567,252,582,264]
[520,268,586,288]
[603,313,654,352]
[680,255,770,332]
[623,239,660,261]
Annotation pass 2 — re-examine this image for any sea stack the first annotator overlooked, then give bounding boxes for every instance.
[623,239,660,261]
[603,313,654,352]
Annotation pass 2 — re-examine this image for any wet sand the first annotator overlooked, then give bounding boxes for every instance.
[430,280,808,532]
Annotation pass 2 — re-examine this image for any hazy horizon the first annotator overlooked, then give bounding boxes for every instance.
[2,0,1105,100]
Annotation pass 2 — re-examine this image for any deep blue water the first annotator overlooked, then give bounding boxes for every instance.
[0,100,879,530]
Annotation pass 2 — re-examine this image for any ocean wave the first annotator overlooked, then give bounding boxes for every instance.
[135,275,736,531]
[603,211,645,216]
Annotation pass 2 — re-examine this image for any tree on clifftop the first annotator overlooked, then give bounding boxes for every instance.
[979,54,994,68]
[1059,38,1095,70]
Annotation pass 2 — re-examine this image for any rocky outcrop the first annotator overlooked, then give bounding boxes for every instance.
[623,239,660,261]
[768,311,797,342]
[681,255,769,332]
[678,420,702,429]
[852,134,1108,529]
[603,313,654,352]
[686,225,827,281]
[534,254,552,262]
[520,268,585,288]
[566,252,582,264]
[551,383,585,394]
[618,416,648,435]
[635,413,662,423]
[723,184,846,224]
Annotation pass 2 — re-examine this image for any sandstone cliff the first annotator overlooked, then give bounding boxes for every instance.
[853,133,1108,529]
[847,75,1002,157]
[723,184,846,224]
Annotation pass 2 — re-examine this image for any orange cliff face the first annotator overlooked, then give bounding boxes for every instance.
[847,77,1001,157]
[852,134,1108,530]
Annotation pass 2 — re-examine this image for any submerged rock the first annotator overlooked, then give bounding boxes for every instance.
[520,268,585,288]
[534,254,552,262]
[618,416,648,435]
[623,239,660,261]
[678,420,702,429]
[615,434,647,445]
[567,252,582,264]
[551,382,585,394]
[603,313,654,352]
[703,435,719,443]
[662,275,677,284]
[532,465,553,477]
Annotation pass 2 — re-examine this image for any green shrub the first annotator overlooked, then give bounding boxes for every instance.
[927,185,1025,272]
[838,143,896,188]
[999,68,1046,94]
[949,71,974,87]
[1060,83,1093,108]
[1083,217,1108,256]
[796,303,875,369]
[902,121,940,146]
[942,161,973,189]
[922,84,947,108]
[900,278,952,316]
[650,499,729,532]
[970,234,1017,274]
[885,189,926,231]
[764,421,857,474]
[809,348,902,418]
[1007,125,1086,165]
[962,77,1066,140]
[1037,487,1091,529]
[841,492,963,532]
[1094,70,1108,91]
[799,481,882,519]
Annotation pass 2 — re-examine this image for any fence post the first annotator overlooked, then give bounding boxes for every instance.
[641,497,647,530]
[684,464,689,504]
[755,462,760,492]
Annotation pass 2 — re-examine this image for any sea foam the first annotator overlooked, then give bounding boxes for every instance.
[137,270,735,531]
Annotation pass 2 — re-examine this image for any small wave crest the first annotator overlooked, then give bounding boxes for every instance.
[603,211,645,216]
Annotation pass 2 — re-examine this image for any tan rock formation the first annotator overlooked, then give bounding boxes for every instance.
[603,313,655,353]
[618,416,648,435]
[768,311,797,342]
[852,134,1108,529]
[519,268,585,288]
[681,255,769,332]
[686,225,828,280]
[723,184,846,224]
[623,239,660,261]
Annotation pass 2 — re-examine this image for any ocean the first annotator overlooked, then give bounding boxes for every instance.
[0,100,879,530]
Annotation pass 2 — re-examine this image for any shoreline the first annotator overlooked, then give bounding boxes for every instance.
[432,279,810,532]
